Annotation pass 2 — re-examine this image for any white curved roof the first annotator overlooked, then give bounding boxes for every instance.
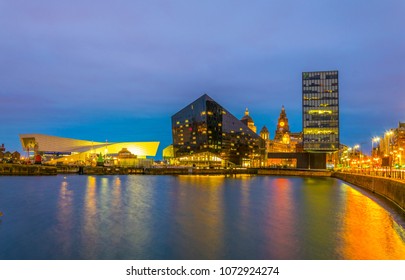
[19,134,159,157]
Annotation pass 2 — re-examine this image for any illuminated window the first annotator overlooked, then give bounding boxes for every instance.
[308,110,332,115]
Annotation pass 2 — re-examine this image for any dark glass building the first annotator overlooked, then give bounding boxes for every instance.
[171,94,265,167]
[302,71,339,152]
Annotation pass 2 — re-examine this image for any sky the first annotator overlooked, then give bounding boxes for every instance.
[0,0,404,158]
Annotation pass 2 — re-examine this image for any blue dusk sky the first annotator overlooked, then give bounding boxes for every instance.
[0,0,404,157]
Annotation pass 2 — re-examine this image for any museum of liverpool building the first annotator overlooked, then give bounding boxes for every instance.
[168,94,265,168]
[19,134,159,167]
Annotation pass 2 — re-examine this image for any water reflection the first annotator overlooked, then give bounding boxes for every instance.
[124,176,154,258]
[267,177,297,259]
[56,179,74,257]
[174,175,225,259]
[82,176,98,258]
[1,175,405,259]
[299,178,346,259]
[341,185,405,259]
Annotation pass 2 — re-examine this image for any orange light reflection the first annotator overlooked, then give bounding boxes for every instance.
[341,186,405,259]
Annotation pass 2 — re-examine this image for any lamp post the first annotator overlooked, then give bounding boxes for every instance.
[372,137,380,172]
[372,137,380,157]
[385,131,395,176]
[353,145,360,171]
[347,147,352,169]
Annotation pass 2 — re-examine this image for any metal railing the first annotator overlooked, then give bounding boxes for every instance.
[341,168,405,180]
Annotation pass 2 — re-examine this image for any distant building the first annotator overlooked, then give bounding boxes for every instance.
[394,122,405,167]
[380,122,405,167]
[19,134,159,167]
[274,106,290,142]
[395,122,405,149]
[117,148,140,167]
[262,106,303,168]
[259,126,270,141]
[11,151,20,161]
[240,108,257,133]
[171,94,265,167]
[0,145,21,163]
[162,145,175,162]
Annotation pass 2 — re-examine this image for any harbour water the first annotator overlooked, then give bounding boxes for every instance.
[0,175,404,259]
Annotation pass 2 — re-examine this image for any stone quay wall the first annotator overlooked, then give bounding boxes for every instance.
[333,172,405,212]
[258,168,332,177]
[0,164,57,176]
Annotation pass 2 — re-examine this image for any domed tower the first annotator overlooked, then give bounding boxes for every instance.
[260,126,270,140]
[240,108,257,133]
[274,105,290,142]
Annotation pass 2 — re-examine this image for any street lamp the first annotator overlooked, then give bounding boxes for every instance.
[353,145,360,169]
[347,147,352,169]
[371,137,381,172]
[372,137,380,156]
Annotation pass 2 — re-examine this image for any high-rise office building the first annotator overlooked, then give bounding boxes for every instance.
[171,94,265,167]
[302,71,339,152]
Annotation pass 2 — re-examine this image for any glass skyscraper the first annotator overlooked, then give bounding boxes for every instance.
[171,94,265,167]
[302,71,339,151]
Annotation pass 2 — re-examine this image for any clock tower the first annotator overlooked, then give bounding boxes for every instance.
[274,105,290,143]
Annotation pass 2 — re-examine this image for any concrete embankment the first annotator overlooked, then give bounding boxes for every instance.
[258,168,332,177]
[0,164,57,176]
[333,172,405,212]
[83,166,144,175]
[144,168,257,175]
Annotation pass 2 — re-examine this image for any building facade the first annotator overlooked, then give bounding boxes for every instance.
[379,122,405,167]
[171,94,265,167]
[302,71,339,152]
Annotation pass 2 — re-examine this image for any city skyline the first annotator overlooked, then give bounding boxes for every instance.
[1,1,404,157]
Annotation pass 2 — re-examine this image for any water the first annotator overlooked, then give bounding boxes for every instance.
[0,175,405,260]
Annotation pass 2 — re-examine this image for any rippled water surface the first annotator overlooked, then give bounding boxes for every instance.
[0,175,404,259]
